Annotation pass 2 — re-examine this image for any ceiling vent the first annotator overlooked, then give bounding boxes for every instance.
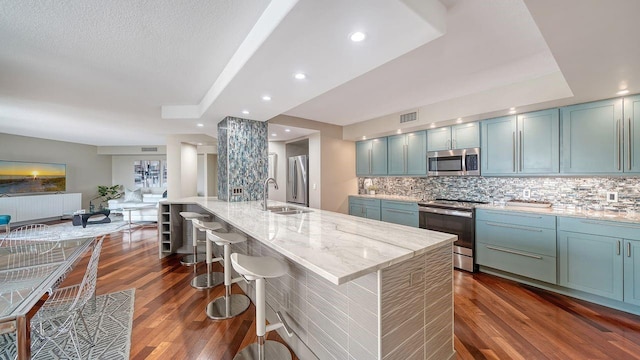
[141,147,158,152]
[400,111,418,123]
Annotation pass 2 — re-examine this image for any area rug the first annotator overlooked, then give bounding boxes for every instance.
[0,288,135,359]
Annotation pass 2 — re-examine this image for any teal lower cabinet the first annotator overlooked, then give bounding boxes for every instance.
[557,230,624,301]
[625,240,640,306]
[380,200,418,227]
[476,209,557,283]
[348,196,381,221]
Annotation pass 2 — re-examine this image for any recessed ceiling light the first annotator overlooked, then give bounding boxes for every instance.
[350,31,366,42]
[284,129,291,132]
[456,118,463,124]
[396,129,402,134]
[430,123,436,128]
[509,110,517,114]
[509,107,516,110]
[242,110,249,115]
[362,136,367,140]
[197,123,204,127]
[294,73,306,80]
[262,95,272,101]
[617,89,630,95]
[197,143,203,146]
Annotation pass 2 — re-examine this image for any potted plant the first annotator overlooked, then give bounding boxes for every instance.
[90,185,123,211]
[368,185,379,195]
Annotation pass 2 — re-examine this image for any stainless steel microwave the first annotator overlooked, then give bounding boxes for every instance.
[427,147,480,176]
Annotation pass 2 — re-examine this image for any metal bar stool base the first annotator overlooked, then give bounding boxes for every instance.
[180,253,206,266]
[234,340,292,360]
[206,294,250,320]
[191,272,224,290]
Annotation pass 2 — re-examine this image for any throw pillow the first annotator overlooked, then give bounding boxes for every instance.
[123,188,143,202]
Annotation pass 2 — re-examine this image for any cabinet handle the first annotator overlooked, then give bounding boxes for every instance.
[628,242,632,257]
[618,119,622,171]
[485,222,544,232]
[385,208,414,214]
[484,211,542,219]
[579,220,640,230]
[519,130,523,172]
[629,117,632,170]
[617,240,621,255]
[512,132,516,172]
[485,245,543,259]
[403,144,407,173]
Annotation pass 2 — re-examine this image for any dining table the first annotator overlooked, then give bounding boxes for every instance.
[0,236,96,360]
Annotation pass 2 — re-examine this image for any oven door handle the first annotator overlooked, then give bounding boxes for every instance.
[418,207,473,218]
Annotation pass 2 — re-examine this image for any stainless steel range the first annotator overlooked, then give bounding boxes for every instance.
[417,199,487,272]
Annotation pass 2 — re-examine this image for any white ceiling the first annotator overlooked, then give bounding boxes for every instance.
[0,0,638,146]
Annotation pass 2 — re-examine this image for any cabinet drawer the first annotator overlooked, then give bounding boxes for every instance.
[349,196,381,207]
[381,200,418,212]
[558,216,640,241]
[476,209,556,229]
[477,243,557,284]
[381,208,418,227]
[477,220,557,256]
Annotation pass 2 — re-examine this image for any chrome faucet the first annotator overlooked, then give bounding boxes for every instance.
[263,177,278,211]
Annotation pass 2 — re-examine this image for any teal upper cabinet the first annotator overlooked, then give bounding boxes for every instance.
[481,116,517,175]
[481,109,559,175]
[560,98,624,174]
[517,109,560,174]
[452,123,480,149]
[388,131,426,175]
[356,138,388,176]
[427,123,479,151]
[426,127,451,151]
[624,94,640,173]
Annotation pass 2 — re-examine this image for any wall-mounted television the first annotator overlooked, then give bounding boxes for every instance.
[0,160,66,195]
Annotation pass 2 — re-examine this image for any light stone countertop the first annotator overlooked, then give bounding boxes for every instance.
[167,197,455,285]
[477,204,640,225]
[349,194,423,202]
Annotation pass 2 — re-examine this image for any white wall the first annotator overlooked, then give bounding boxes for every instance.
[0,133,112,210]
[111,155,166,194]
[308,132,322,209]
[268,141,287,202]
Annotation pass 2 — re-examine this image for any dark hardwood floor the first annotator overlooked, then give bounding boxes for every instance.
[63,227,640,359]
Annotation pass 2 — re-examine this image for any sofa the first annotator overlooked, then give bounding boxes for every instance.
[108,192,164,222]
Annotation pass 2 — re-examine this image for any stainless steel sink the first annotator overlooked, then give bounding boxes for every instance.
[267,206,312,215]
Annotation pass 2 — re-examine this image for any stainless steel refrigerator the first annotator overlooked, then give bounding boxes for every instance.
[287,155,308,206]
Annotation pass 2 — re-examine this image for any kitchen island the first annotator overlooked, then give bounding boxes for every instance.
[160,197,456,360]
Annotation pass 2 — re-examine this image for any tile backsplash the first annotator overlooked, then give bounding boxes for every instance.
[359,176,640,211]
[218,116,268,202]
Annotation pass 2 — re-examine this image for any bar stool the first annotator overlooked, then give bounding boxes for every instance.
[0,215,10,233]
[191,218,225,289]
[179,212,209,269]
[231,253,293,360]
[205,230,251,319]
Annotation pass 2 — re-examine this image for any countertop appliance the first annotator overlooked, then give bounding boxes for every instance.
[427,147,480,176]
[287,155,308,206]
[418,198,487,272]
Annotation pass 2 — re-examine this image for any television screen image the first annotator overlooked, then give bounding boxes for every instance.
[0,160,66,194]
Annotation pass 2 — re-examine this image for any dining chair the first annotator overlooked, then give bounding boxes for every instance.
[0,224,58,247]
[30,235,105,359]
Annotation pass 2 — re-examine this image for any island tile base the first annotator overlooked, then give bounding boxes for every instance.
[229,238,454,360]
